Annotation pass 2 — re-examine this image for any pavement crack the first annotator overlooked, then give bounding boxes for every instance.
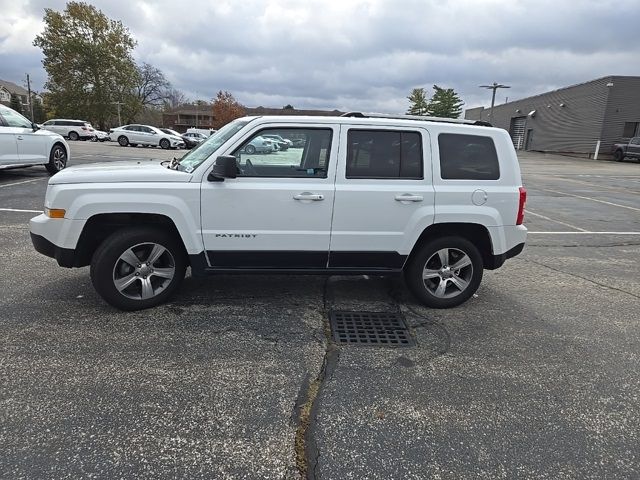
[294,278,340,479]
[524,258,640,300]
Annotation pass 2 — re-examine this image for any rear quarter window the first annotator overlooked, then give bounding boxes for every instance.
[438,133,500,180]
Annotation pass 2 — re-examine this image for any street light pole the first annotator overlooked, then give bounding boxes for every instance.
[479,82,511,122]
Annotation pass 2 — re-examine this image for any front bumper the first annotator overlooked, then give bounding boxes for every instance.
[30,232,76,267]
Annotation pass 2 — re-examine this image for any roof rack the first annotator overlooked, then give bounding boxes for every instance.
[340,112,492,127]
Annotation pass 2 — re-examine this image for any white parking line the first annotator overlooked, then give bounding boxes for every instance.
[0,178,44,188]
[540,188,640,212]
[525,209,588,232]
[0,207,43,213]
[528,231,640,235]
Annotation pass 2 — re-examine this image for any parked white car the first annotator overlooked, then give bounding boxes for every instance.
[186,127,215,137]
[41,119,95,141]
[109,124,185,149]
[30,113,526,310]
[91,130,110,142]
[0,105,70,174]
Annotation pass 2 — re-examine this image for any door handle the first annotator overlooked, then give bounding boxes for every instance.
[395,194,423,202]
[293,192,324,201]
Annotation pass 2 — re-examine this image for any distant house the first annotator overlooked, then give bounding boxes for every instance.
[0,79,31,110]
[162,104,344,133]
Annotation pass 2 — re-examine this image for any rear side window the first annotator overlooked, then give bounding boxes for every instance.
[438,133,500,180]
[346,130,423,179]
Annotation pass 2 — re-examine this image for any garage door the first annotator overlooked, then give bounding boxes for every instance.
[509,117,526,150]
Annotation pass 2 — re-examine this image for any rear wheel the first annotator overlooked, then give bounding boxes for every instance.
[68,131,79,141]
[118,136,129,147]
[45,144,67,174]
[613,150,625,162]
[90,227,186,310]
[160,138,170,149]
[405,236,483,308]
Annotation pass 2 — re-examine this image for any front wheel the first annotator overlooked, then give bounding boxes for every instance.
[90,227,187,310]
[118,136,129,147]
[45,144,67,174]
[405,236,483,308]
[160,139,170,149]
[613,150,625,162]
[245,144,256,154]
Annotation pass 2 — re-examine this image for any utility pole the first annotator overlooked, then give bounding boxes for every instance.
[479,82,511,122]
[26,74,34,121]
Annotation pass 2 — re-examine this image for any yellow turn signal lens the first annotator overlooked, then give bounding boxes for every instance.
[45,207,66,219]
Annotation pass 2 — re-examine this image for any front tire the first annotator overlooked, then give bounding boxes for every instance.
[613,150,625,162]
[160,139,170,149]
[90,227,187,311]
[118,136,129,147]
[45,144,67,174]
[405,236,483,308]
[245,144,256,154]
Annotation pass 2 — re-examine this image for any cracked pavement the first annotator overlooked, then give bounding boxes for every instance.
[1,144,639,478]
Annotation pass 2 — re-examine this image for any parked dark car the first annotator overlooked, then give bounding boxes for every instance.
[612,137,640,162]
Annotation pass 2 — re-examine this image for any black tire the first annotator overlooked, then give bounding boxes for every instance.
[90,227,187,311]
[404,236,483,309]
[613,150,625,162]
[118,136,129,147]
[45,143,67,175]
[68,131,79,141]
[245,144,256,154]
[160,139,170,150]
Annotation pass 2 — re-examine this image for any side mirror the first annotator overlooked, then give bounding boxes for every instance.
[208,155,237,181]
[31,122,40,132]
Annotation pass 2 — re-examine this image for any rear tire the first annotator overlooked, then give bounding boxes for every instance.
[245,144,256,154]
[405,236,483,308]
[613,150,625,162]
[68,131,79,141]
[118,136,129,147]
[90,227,187,311]
[45,144,67,175]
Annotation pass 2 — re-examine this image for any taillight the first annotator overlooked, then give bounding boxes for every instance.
[516,186,527,225]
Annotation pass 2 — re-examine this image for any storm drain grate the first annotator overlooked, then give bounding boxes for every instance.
[329,310,415,347]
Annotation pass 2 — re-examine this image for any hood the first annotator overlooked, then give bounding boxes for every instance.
[49,159,192,185]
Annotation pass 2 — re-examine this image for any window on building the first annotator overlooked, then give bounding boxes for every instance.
[346,130,423,179]
[623,122,639,138]
[438,133,500,180]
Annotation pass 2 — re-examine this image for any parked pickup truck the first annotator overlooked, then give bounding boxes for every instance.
[612,137,640,162]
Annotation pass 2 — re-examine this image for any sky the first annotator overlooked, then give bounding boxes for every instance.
[1,0,639,114]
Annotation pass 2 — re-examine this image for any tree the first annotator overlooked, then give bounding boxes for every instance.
[9,94,23,114]
[283,104,294,110]
[163,88,188,110]
[212,91,246,129]
[33,1,138,128]
[32,96,47,123]
[407,88,429,116]
[426,85,464,118]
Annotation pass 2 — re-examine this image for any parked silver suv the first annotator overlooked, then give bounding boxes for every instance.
[41,119,95,141]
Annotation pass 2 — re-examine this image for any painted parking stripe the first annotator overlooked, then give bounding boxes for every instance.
[0,208,43,213]
[540,188,640,212]
[524,209,588,232]
[0,178,45,188]
[528,231,640,235]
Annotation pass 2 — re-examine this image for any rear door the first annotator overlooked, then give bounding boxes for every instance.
[329,125,434,270]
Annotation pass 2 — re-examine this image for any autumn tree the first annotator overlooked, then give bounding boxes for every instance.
[33,2,138,128]
[212,91,246,129]
[426,85,464,118]
[407,88,429,115]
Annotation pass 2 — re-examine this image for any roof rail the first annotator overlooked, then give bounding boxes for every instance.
[340,111,492,127]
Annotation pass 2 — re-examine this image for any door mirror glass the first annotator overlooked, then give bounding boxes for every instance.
[209,155,238,181]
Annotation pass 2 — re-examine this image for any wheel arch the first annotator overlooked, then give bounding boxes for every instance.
[407,222,496,269]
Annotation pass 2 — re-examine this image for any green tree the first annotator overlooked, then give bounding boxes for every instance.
[9,94,23,114]
[407,88,429,115]
[33,1,138,128]
[32,96,47,123]
[426,85,464,118]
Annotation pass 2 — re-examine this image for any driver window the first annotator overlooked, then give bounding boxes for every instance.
[1,108,32,128]
[232,128,332,178]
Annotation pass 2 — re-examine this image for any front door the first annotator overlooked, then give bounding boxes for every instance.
[0,124,19,165]
[0,107,48,164]
[200,124,338,269]
[329,125,435,270]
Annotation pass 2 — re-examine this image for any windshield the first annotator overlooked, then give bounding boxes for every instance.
[177,118,252,172]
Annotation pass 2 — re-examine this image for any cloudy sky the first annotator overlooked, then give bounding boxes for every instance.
[1,0,639,113]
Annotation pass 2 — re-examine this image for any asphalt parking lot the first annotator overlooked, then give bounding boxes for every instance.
[1,142,639,479]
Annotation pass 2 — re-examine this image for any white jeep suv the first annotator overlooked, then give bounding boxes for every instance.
[0,105,69,174]
[30,113,527,310]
